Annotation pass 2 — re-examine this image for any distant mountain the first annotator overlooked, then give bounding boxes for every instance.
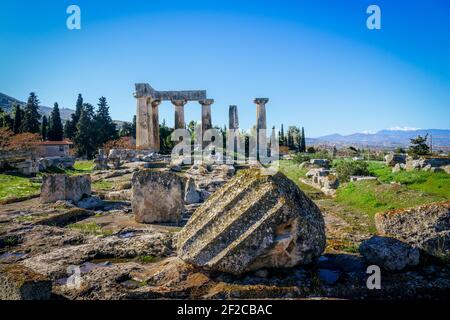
[311,129,450,151]
[0,92,75,121]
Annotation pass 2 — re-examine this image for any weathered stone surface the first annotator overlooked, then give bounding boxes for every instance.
[349,176,377,182]
[76,196,103,210]
[444,165,450,174]
[178,169,326,275]
[104,190,132,201]
[359,236,420,271]
[39,157,75,171]
[132,170,184,223]
[309,159,330,168]
[184,178,201,205]
[40,174,91,203]
[375,201,450,261]
[405,156,450,171]
[384,153,406,167]
[0,264,52,300]
[392,163,402,173]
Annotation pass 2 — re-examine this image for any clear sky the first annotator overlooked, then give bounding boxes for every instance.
[1,0,449,137]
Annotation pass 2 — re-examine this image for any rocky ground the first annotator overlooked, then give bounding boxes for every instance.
[1,162,449,300]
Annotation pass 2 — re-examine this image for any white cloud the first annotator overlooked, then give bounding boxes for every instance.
[387,126,421,131]
[361,130,376,134]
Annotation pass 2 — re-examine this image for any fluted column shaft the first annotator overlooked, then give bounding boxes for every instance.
[254,98,269,160]
[149,100,161,151]
[136,97,150,148]
[172,99,187,130]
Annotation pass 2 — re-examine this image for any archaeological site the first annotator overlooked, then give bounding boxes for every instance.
[1,2,449,316]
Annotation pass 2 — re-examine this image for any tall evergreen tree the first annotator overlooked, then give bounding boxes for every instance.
[408,134,430,156]
[13,104,23,134]
[63,120,73,139]
[94,96,117,146]
[301,127,306,152]
[0,107,13,129]
[280,124,285,146]
[22,92,41,133]
[48,102,64,141]
[75,103,96,158]
[132,115,136,139]
[41,115,48,140]
[66,94,83,139]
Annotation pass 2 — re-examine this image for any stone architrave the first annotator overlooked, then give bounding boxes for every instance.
[134,84,208,150]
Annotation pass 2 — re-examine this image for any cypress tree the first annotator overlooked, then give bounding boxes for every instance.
[41,115,48,140]
[66,94,83,139]
[75,103,96,158]
[301,127,306,152]
[13,104,23,134]
[48,102,64,141]
[132,115,136,139]
[22,92,41,133]
[94,96,117,146]
[0,107,13,129]
[280,124,285,146]
[63,120,73,139]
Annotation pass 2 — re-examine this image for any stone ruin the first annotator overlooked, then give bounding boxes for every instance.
[134,83,270,155]
[177,169,326,274]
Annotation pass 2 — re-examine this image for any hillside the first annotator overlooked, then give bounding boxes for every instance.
[310,129,450,151]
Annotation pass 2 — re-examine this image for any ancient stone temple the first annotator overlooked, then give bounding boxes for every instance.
[134,83,212,151]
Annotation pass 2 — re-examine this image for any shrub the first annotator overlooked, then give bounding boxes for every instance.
[0,128,41,151]
[102,136,135,154]
[293,153,311,164]
[333,159,370,182]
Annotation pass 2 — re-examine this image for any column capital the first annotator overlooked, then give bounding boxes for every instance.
[151,99,162,107]
[254,98,269,105]
[171,99,187,107]
[199,99,214,106]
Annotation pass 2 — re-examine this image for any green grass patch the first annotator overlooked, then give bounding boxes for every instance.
[335,180,446,220]
[67,222,112,236]
[0,173,41,201]
[73,160,95,172]
[138,255,163,264]
[278,160,323,198]
[92,180,114,191]
[368,161,450,198]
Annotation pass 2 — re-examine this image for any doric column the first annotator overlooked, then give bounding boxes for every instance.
[172,99,187,130]
[229,105,239,130]
[136,97,150,149]
[199,99,214,134]
[254,98,269,160]
[149,100,161,151]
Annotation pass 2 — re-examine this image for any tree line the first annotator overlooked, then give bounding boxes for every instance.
[0,92,133,158]
[278,124,306,152]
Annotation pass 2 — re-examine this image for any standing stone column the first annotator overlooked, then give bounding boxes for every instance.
[254,98,269,160]
[172,99,187,130]
[199,99,214,146]
[149,100,161,151]
[229,105,239,130]
[136,97,151,148]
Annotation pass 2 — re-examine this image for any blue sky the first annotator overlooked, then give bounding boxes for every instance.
[1,0,449,137]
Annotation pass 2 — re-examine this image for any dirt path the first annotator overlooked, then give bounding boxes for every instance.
[315,198,374,254]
